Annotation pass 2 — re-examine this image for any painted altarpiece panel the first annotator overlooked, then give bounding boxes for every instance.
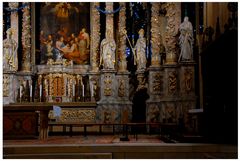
[38,2,90,65]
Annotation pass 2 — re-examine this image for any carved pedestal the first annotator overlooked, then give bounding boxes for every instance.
[160,64,179,124]
[146,67,163,125]
[97,70,131,128]
[116,71,132,123]
[179,61,197,132]
[3,72,19,104]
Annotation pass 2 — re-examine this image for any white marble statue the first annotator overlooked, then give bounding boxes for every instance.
[100,30,116,69]
[134,29,147,70]
[3,28,18,71]
[179,17,194,62]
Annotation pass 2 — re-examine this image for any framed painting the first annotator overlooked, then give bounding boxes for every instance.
[37,2,90,65]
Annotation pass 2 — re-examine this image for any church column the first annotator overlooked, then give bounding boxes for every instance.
[90,3,101,102]
[150,3,161,67]
[91,2,100,72]
[165,3,181,65]
[21,2,31,72]
[118,2,127,72]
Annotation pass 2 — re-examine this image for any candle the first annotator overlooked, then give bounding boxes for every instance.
[30,85,32,98]
[73,84,75,97]
[82,84,85,97]
[91,82,94,97]
[68,83,71,97]
[40,84,42,97]
[20,85,22,99]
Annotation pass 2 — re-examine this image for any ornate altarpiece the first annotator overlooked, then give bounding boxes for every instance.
[3,2,197,133]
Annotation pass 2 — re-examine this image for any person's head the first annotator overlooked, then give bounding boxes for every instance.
[184,16,189,22]
[71,33,75,38]
[60,36,64,42]
[138,29,144,37]
[40,30,44,35]
[48,34,52,40]
[81,28,86,33]
[74,37,79,42]
[6,28,14,39]
[106,29,112,39]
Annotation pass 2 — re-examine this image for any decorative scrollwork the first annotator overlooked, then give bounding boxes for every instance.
[184,69,193,93]
[91,2,100,72]
[21,2,31,72]
[168,71,177,94]
[104,74,112,96]
[165,3,181,64]
[3,75,10,97]
[153,73,161,93]
[49,109,96,123]
[151,3,161,66]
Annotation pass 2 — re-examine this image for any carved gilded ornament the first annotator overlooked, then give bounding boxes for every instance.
[165,103,176,122]
[151,3,161,67]
[184,69,193,93]
[104,74,112,96]
[118,79,125,97]
[148,105,160,123]
[21,2,31,72]
[152,73,161,93]
[137,74,146,91]
[118,3,127,71]
[3,75,10,97]
[168,71,177,94]
[49,109,96,122]
[91,2,100,72]
[165,3,180,64]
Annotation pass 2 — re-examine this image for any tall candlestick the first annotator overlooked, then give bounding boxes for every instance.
[30,85,32,98]
[20,85,22,102]
[40,84,42,97]
[82,84,84,97]
[73,84,75,97]
[68,82,71,97]
[91,82,94,97]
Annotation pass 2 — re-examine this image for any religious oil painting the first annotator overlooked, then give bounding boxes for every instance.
[39,2,90,65]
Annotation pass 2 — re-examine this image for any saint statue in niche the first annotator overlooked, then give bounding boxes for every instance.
[3,28,18,72]
[100,30,116,70]
[179,17,194,62]
[134,29,147,71]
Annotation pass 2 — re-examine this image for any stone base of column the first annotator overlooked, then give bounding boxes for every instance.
[3,72,18,104]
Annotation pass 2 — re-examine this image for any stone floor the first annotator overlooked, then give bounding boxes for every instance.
[3,134,164,145]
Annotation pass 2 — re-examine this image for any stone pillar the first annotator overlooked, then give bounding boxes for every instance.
[146,66,163,126]
[160,64,179,124]
[118,2,127,72]
[165,3,181,65]
[91,2,100,72]
[179,61,197,132]
[21,2,31,72]
[150,3,161,67]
